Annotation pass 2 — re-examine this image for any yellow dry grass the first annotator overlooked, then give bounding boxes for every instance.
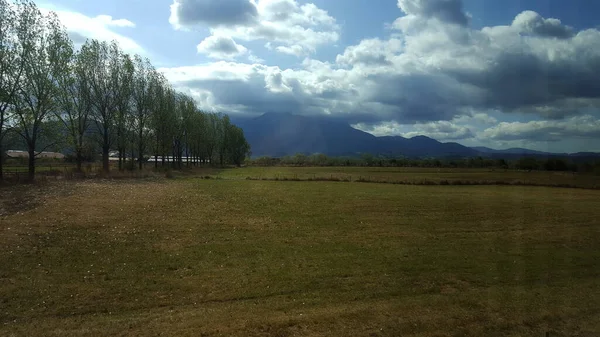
[1,174,599,336]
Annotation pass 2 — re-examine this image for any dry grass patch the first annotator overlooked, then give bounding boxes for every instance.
[1,178,599,336]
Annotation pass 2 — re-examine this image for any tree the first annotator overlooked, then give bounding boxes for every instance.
[83,40,131,172]
[204,113,219,166]
[12,7,71,181]
[151,79,176,168]
[0,0,31,181]
[216,114,231,166]
[2,3,252,178]
[131,55,156,170]
[227,124,250,166]
[171,93,187,169]
[55,41,93,172]
[515,157,540,171]
[114,53,134,171]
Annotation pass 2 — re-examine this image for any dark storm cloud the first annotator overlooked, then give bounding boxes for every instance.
[449,46,600,115]
[360,72,484,123]
[171,0,258,27]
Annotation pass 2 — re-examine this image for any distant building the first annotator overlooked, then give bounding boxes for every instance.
[5,150,65,159]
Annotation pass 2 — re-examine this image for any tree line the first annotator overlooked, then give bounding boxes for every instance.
[0,0,250,181]
[249,154,600,174]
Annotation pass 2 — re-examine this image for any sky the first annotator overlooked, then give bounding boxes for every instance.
[36,0,600,153]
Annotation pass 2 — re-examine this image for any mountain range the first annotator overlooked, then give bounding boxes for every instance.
[234,113,600,159]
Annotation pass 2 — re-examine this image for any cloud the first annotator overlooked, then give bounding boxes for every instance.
[353,117,476,140]
[159,62,306,115]
[160,1,600,150]
[336,38,403,66]
[453,112,498,126]
[94,15,136,28]
[40,7,143,54]
[275,45,305,57]
[397,0,469,26]
[481,115,600,142]
[403,121,474,140]
[197,35,248,59]
[512,10,574,39]
[169,0,258,28]
[386,8,600,120]
[170,0,340,56]
[248,54,266,63]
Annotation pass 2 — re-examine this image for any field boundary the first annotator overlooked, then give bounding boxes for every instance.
[230,175,600,190]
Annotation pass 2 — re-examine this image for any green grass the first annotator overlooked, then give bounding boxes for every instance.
[2,165,71,173]
[1,172,599,336]
[218,166,600,189]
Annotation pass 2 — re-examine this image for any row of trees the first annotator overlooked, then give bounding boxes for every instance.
[249,153,600,173]
[0,0,250,181]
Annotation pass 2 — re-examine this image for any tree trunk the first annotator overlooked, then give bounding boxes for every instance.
[172,146,176,169]
[129,143,134,170]
[102,144,110,173]
[138,130,144,171]
[76,149,82,172]
[0,147,4,182]
[185,134,189,168]
[28,148,36,182]
[178,142,183,169]
[139,143,144,171]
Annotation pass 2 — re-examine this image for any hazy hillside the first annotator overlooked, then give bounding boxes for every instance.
[234,113,479,158]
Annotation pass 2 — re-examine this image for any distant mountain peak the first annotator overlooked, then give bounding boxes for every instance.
[234,113,479,158]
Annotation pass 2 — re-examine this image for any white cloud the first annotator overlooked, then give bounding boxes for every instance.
[248,54,266,63]
[170,0,340,57]
[397,0,469,26]
[94,15,136,28]
[40,7,143,54]
[402,121,474,140]
[481,115,600,142]
[512,10,574,39]
[336,38,403,66]
[197,35,248,59]
[275,45,305,57]
[353,117,475,140]
[160,2,600,152]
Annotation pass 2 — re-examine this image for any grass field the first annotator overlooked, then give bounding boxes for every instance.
[218,166,600,189]
[1,170,600,336]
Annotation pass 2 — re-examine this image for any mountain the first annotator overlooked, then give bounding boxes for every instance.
[470,147,600,160]
[234,113,479,158]
[471,146,553,155]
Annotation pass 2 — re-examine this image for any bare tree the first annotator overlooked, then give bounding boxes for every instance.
[11,7,71,181]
